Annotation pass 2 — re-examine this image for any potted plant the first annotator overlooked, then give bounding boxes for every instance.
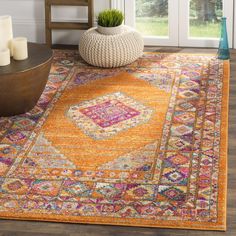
[97,9,124,35]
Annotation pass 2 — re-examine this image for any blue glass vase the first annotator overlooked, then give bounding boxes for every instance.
[218,17,230,60]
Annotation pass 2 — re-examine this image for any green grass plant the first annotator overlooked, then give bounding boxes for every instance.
[98,9,124,27]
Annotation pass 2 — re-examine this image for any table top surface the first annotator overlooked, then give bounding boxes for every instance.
[0,42,53,75]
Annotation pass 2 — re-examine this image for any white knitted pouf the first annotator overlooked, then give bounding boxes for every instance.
[79,26,144,68]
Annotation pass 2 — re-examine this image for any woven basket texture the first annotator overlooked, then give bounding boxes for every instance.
[79,26,144,68]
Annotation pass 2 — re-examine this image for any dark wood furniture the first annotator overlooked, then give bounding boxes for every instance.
[0,43,53,117]
[45,0,94,47]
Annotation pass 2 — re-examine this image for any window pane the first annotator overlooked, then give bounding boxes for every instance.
[189,0,223,38]
[135,0,169,36]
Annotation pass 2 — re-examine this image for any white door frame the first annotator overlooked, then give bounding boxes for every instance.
[234,0,236,48]
[179,0,234,48]
[124,0,179,46]
[110,0,125,12]
[118,0,234,48]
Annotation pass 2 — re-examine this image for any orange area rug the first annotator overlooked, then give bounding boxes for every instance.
[0,51,229,231]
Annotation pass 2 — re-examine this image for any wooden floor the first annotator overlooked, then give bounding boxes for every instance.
[0,47,235,236]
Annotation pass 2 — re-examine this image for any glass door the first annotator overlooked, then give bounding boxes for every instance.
[124,0,233,47]
[179,0,233,47]
[125,0,179,46]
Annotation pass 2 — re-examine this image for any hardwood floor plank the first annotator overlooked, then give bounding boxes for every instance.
[0,232,67,236]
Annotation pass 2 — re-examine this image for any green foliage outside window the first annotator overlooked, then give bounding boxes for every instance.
[135,0,223,38]
[136,0,222,23]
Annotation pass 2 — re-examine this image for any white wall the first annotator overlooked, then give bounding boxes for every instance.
[0,0,110,44]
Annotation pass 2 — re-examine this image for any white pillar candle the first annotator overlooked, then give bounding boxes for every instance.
[0,48,10,66]
[0,15,13,55]
[12,37,28,60]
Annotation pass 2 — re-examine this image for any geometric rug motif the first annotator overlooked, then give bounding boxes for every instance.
[66,92,153,140]
[99,141,157,172]
[22,132,76,169]
[0,51,229,231]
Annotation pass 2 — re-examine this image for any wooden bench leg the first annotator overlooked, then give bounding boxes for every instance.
[45,1,52,47]
[44,0,94,48]
[88,0,94,28]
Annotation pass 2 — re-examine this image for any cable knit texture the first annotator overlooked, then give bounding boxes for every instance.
[79,26,144,68]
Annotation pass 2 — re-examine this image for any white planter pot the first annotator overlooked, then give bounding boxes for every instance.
[97,25,123,35]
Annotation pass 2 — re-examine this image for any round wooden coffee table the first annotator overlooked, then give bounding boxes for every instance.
[0,43,53,117]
